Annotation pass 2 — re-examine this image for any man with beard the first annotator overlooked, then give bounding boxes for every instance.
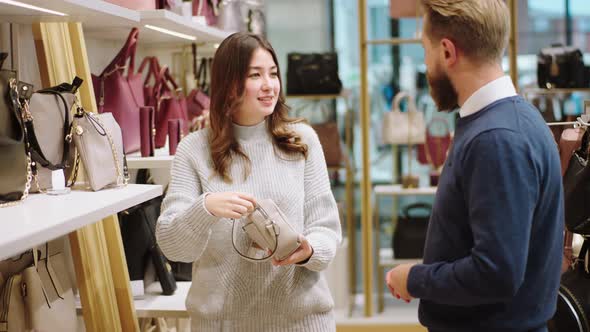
[386,1,564,331]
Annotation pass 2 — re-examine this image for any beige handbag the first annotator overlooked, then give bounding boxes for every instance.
[70,109,128,191]
[0,241,76,332]
[26,78,81,192]
[382,91,426,145]
[232,199,301,262]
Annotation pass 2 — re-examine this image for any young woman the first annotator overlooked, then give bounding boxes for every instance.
[156,32,342,331]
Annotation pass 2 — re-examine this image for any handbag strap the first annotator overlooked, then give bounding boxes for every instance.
[99,28,139,77]
[0,52,7,70]
[230,204,279,262]
[25,77,83,172]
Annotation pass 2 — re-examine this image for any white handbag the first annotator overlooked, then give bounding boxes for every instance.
[232,199,301,262]
[382,91,426,145]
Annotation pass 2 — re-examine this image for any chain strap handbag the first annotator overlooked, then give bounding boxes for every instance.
[0,53,34,207]
[232,199,301,262]
[69,108,128,191]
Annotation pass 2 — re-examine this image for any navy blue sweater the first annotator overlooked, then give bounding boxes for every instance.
[407,96,564,332]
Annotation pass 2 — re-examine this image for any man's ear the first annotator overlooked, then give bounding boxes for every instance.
[440,38,458,68]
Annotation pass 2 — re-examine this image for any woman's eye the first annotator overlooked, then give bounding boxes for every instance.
[249,73,260,78]
[270,72,278,77]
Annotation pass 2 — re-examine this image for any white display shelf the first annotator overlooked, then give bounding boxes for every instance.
[374,184,437,196]
[0,0,139,28]
[0,184,162,261]
[139,9,230,43]
[0,1,230,45]
[135,281,191,318]
[127,147,174,170]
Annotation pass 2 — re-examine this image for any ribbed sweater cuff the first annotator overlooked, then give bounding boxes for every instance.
[298,233,334,272]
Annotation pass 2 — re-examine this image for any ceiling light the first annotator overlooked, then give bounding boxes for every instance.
[213,43,220,49]
[0,0,67,16]
[144,25,196,41]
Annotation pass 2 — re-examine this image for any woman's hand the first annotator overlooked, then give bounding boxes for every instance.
[205,192,256,219]
[272,235,313,266]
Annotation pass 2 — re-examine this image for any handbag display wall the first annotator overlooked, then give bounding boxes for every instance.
[287,53,343,95]
[392,203,431,259]
[537,44,590,89]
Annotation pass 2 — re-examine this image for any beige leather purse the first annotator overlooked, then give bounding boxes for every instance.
[232,199,301,262]
[0,241,76,332]
[70,109,127,191]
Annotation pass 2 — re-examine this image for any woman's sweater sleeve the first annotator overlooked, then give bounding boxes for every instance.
[297,125,343,272]
[156,137,219,263]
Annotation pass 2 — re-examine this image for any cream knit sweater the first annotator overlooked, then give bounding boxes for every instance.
[156,120,342,332]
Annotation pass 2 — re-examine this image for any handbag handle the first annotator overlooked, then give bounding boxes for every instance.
[402,203,432,218]
[99,28,139,77]
[391,91,417,113]
[230,204,279,262]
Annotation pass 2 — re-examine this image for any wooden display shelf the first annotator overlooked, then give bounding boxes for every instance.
[0,184,162,260]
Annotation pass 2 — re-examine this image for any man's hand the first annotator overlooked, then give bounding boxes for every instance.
[272,235,313,266]
[386,263,416,302]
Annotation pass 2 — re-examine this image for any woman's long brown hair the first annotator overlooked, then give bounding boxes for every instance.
[209,32,308,183]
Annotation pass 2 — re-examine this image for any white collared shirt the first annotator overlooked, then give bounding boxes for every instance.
[459,75,517,118]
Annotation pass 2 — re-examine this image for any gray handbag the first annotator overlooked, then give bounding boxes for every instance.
[71,109,127,191]
[0,53,33,206]
[26,78,82,192]
[232,199,301,262]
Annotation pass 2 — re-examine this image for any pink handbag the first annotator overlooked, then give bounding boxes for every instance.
[187,57,210,120]
[390,0,420,18]
[193,0,219,26]
[104,0,156,10]
[92,28,144,153]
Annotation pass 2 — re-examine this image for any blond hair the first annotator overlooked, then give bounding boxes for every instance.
[421,0,509,64]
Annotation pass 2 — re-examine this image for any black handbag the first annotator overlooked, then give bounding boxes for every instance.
[0,52,35,205]
[537,44,589,89]
[392,203,431,259]
[548,239,590,332]
[287,52,343,95]
[118,169,176,295]
[563,130,590,235]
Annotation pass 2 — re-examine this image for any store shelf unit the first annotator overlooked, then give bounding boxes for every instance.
[0,0,232,44]
[0,184,162,261]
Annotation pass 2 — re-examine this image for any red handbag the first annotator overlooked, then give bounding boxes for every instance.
[417,117,452,170]
[187,57,210,120]
[92,28,144,153]
[154,66,189,148]
[193,0,219,26]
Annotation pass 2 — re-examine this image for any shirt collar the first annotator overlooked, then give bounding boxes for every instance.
[459,75,517,118]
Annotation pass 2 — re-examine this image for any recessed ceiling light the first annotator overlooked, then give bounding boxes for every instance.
[0,0,67,16]
[144,24,196,41]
